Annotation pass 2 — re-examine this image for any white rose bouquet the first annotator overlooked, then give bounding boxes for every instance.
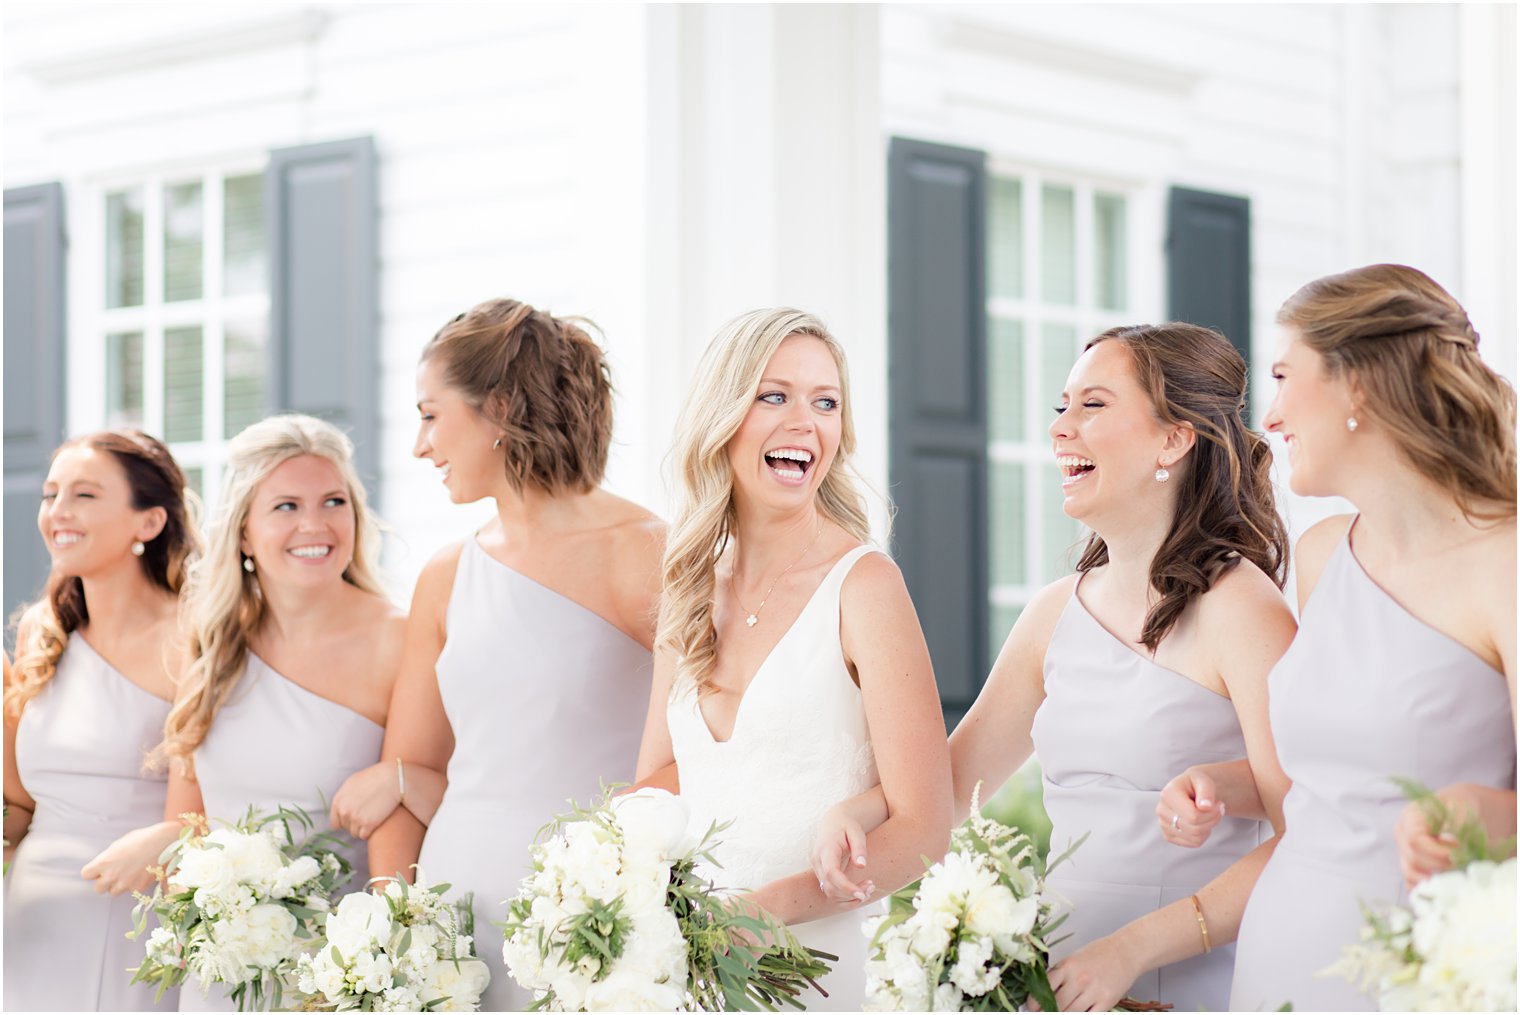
[501,787,834,1011]
[1327,780,1517,1011]
[293,870,490,1012]
[128,806,351,1011]
[863,784,1080,1012]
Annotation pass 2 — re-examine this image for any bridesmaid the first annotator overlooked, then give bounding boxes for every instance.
[146,414,403,1011]
[814,324,1297,1011]
[635,308,953,1011]
[1171,265,1516,1011]
[350,298,664,1012]
[4,431,198,1011]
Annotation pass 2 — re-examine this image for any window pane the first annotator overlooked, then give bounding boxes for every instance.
[1041,184,1076,305]
[988,318,1023,443]
[106,331,144,428]
[990,460,1026,588]
[988,177,1023,300]
[224,318,267,437]
[1095,192,1127,311]
[224,174,265,297]
[1041,462,1083,579]
[106,189,145,308]
[1042,322,1078,411]
[164,326,204,442]
[989,602,1022,667]
[163,181,203,302]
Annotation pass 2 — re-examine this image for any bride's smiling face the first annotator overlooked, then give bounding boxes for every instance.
[726,334,844,514]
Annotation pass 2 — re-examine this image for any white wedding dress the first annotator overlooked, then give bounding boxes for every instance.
[668,545,882,1012]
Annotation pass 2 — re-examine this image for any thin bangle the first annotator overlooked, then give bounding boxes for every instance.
[1189,894,1212,954]
[395,757,406,805]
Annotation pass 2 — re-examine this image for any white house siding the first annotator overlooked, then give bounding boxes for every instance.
[878,2,1510,602]
[5,3,1512,607]
[3,3,658,601]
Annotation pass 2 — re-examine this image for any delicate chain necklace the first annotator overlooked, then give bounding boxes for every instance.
[730,519,824,628]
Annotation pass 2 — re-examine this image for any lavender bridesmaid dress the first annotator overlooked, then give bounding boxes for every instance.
[4,637,178,1011]
[1231,525,1516,1011]
[178,652,383,1011]
[417,536,652,1012]
[1030,578,1266,1011]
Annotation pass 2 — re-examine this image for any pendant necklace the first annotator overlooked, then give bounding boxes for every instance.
[732,519,824,628]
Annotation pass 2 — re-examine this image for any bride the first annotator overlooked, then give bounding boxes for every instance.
[635,307,952,1010]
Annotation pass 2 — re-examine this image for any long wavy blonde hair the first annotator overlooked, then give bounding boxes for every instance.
[155,415,385,774]
[657,308,875,693]
[6,431,199,720]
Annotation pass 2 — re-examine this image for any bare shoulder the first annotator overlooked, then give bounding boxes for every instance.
[1200,558,1294,626]
[1470,518,1517,619]
[1021,573,1081,633]
[414,541,466,603]
[839,548,910,609]
[1293,513,1356,608]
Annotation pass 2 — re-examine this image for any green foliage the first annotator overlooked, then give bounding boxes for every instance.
[979,762,1053,860]
[1393,777,1517,867]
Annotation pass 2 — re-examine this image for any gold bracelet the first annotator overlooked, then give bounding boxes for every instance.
[1189,894,1212,954]
[395,757,406,805]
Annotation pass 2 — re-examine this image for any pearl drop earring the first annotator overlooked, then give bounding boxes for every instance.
[1346,416,1359,432]
[1155,466,1170,483]
[130,540,145,557]
[243,556,256,573]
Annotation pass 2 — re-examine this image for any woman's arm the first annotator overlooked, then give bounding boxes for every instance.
[748,553,953,926]
[3,654,36,862]
[81,767,204,896]
[1396,549,1517,886]
[1051,564,1297,1012]
[366,547,459,885]
[331,759,450,839]
[809,574,1071,902]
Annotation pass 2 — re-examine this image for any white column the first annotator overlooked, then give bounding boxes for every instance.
[643,4,887,529]
[1458,3,1517,383]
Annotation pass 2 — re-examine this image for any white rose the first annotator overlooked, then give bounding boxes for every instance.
[427,957,492,1011]
[931,981,963,1011]
[966,884,1038,945]
[174,841,236,895]
[612,789,698,861]
[325,891,395,959]
[217,830,286,892]
[272,855,321,898]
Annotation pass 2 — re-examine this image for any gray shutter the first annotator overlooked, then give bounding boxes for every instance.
[4,183,68,642]
[887,138,989,728]
[1167,186,1252,372]
[265,137,380,503]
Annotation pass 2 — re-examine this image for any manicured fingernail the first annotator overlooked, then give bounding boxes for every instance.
[819,881,826,891]
[853,891,868,902]
[1199,798,1213,809]
[854,856,866,867]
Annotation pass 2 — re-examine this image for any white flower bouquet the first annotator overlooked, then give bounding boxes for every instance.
[863,785,1079,1012]
[128,806,351,1011]
[293,870,490,1012]
[1327,781,1517,1011]
[501,787,834,1011]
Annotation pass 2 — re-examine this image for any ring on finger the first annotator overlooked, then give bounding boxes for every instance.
[1171,813,1181,831]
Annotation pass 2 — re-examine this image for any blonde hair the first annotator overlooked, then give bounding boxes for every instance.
[1278,264,1516,521]
[656,308,874,693]
[7,431,200,720]
[155,414,385,773]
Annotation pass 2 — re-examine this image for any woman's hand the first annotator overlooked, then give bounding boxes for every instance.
[1158,766,1225,848]
[80,820,181,896]
[1049,934,1142,1012]
[330,761,402,840]
[809,803,873,904]
[1393,783,1516,890]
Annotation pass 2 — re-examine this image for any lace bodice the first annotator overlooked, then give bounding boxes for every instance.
[667,545,881,892]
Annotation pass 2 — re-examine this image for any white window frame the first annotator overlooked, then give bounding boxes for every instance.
[72,157,269,507]
[985,162,1157,630]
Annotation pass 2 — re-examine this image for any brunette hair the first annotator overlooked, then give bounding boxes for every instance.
[6,431,198,719]
[1076,324,1289,652]
[1278,264,1516,521]
[421,298,613,493]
